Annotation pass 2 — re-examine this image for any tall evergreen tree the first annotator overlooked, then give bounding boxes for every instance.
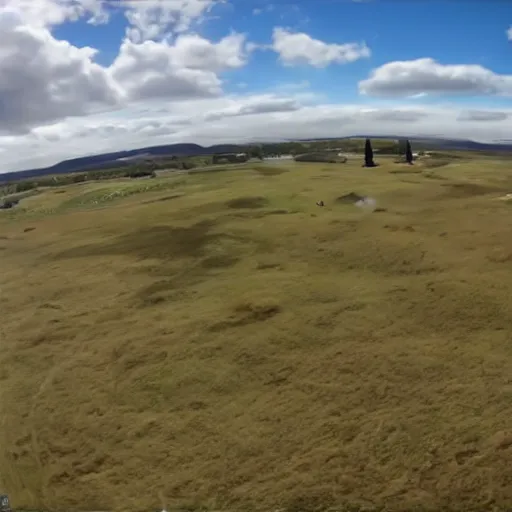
[364,138,375,167]
[405,139,413,164]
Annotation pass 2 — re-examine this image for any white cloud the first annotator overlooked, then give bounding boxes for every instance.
[507,26,512,40]
[0,11,122,134]
[0,0,110,27]
[109,33,249,102]
[457,110,509,122]
[108,41,221,102]
[167,32,249,72]
[0,1,249,133]
[122,0,219,42]
[1,0,220,39]
[359,58,512,97]
[272,27,370,67]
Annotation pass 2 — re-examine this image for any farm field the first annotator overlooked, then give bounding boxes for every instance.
[1,156,512,512]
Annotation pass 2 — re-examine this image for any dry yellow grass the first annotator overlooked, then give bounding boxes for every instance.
[2,156,512,512]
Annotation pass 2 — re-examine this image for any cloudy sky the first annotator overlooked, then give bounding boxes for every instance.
[0,0,511,173]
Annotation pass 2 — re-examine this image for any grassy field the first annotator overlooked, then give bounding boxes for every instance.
[1,155,512,512]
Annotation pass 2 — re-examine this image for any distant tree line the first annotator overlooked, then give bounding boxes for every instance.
[0,166,158,196]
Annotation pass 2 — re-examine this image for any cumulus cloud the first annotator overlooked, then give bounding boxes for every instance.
[122,0,219,42]
[0,1,249,133]
[0,0,110,27]
[167,32,249,72]
[508,26,512,40]
[109,33,249,102]
[2,0,221,39]
[0,11,122,134]
[359,58,512,97]
[272,27,370,67]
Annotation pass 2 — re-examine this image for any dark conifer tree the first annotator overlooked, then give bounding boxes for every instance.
[364,138,376,167]
[405,139,413,164]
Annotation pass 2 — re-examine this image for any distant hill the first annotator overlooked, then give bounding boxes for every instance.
[1,136,511,183]
[0,143,247,183]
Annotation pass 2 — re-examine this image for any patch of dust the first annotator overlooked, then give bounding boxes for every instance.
[355,197,377,211]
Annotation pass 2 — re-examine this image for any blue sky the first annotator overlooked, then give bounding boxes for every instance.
[53,0,512,104]
[0,0,511,172]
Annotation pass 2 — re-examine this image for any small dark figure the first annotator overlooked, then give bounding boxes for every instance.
[363,138,376,167]
[316,200,324,207]
[405,140,414,165]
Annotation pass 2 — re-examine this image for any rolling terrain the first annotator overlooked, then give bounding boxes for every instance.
[1,154,512,511]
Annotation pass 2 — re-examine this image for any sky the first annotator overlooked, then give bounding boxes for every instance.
[0,0,511,173]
